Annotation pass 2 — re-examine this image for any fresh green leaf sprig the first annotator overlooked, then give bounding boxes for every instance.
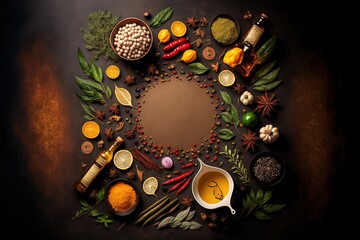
[219,145,250,189]
[217,91,240,140]
[150,7,173,28]
[240,188,286,220]
[155,207,202,230]
[251,60,282,91]
[256,35,276,65]
[72,187,113,228]
[75,48,112,104]
[80,103,97,120]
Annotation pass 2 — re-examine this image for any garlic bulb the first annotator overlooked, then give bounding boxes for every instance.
[239,91,254,105]
[259,124,279,143]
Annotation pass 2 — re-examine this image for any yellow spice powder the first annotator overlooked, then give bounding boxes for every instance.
[108,182,137,213]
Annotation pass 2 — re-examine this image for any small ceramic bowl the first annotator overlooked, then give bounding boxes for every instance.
[191,158,236,215]
[105,178,140,216]
[109,17,153,61]
[210,14,240,46]
[249,152,285,187]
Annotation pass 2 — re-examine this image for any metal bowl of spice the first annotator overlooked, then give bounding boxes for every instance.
[105,178,140,216]
[210,14,240,46]
[249,152,285,187]
[109,17,153,61]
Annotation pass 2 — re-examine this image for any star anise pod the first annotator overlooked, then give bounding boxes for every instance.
[147,63,158,75]
[241,130,260,152]
[109,103,120,115]
[104,127,114,141]
[125,170,136,180]
[95,110,105,120]
[193,28,205,38]
[108,168,118,179]
[187,17,198,28]
[255,91,279,118]
[195,38,203,48]
[124,129,136,139]
[124,74,136,85]
[181,196,194,208]
[199,16,208,26]
[232,83,245,95]
[211,62,219,72]
[208,212,218,222]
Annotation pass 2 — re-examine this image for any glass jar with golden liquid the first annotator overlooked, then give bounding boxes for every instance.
[74,136,124,193]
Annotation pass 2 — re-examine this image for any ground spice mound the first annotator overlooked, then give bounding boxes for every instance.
[107,182,137,213]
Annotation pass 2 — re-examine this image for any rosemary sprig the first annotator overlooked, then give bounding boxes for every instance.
[240,188,286,220]
[219,145,250,189]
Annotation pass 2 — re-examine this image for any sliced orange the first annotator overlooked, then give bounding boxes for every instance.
[171,21,187,37]
[82,121,100,139]
[106,65,121,79]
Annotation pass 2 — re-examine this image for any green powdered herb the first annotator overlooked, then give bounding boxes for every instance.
[211,17,238,44]
[81,10,120,61]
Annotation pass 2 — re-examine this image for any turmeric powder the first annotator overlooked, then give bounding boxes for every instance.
[107,182,137,213]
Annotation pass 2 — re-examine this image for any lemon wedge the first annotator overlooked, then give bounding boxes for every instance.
[114,84,134,108]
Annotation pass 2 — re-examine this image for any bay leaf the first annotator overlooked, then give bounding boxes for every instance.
[220,90,232,105]
[89,61,103,83]
[179,221,191,230]
[77,47,90,76]
[150,7,173,28]
[75,76,104,93]
[230,105,240,127]
[252,60,277,83]
[252,80,282,91]
[256,35,276,65]
[185,210,195,221]
[254,210,271,220]
[172,207,190,224]
[218,128,235,140]
[157,216,174,229]
[187,62,209,74]
[105,86,112,99]
[253,67,280,86]
[189,221,202,230]
[114,84,133,107]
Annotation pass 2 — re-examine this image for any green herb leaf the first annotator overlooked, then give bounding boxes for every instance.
[252,80,282,91]
[252,60,277,83]
[262,203,286,213]
[254,210,271,220]
[187,62,209,74]
[84,114,95,120]
[173,207,190,224]
[220,112,232,124]
[150,7,173,28]
[179,221,191,230]
[75,76,104,93]
[157,216,174,229]
[256,35,276,65]
[89,61,103,83]
[255,188,264,204]
[230,105,240,127]
[218,128,235,140]
[189,221,202,230]
[105,86,112,99]
[77,48,90,76]
[253,67,280,86]
[80,103,95,118]
[220,90,232,105]
[185,210,195,221]
[262,190,273,205]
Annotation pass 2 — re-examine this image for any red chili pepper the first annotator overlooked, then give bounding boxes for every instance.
[161,169,195,185]
[163,37,188,52]
[168,178,187,193]
[162,43,191,59]
[181,162,194,169]
[176,177,193,196]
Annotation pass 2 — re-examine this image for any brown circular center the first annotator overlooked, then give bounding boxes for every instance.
[139,77,215,150]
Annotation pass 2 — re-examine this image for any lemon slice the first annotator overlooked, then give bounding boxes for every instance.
[114,84,134,107]
[106,65,121,79]
[218,69,236,87]
[113,149,133,170]
[82,121,100,139]
[142,176,158,196]
[171,21,187,37]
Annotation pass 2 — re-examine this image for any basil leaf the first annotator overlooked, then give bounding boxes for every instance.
[220,112,232,124]
[105,86,112,99]
[150,7,173,28]
[220,90,232,105]
[230,105,240,127]
[187,62,209,74]
[75,76,104,93]
[262,204,286,213]
[218,128,235,140]
[261,190,273,205]
[254,210,271,220]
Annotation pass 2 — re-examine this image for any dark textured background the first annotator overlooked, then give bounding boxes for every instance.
[1,0,357,239]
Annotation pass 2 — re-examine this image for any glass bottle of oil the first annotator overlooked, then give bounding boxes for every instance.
[235,13,268,77]
[74,136,124,193]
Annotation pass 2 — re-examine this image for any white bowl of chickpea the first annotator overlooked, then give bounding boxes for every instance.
[109,17,153,61]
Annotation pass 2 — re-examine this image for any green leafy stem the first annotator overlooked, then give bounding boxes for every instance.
[217,91,240,141]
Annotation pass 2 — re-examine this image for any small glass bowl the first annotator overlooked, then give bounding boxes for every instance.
[249,152,285,187]
[105,178,140,216]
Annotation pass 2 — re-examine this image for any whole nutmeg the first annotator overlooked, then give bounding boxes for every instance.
[143,11,151,19]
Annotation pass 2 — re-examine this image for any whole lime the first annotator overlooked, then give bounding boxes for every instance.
[242,112,257,127]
